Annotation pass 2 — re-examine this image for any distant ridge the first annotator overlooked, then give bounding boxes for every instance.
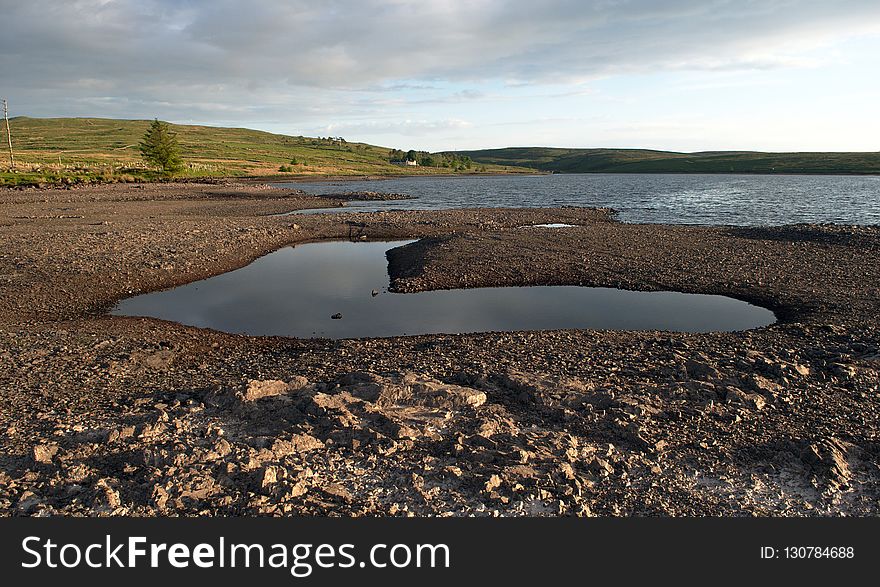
[451,146,880,175]
[4,117,879,187]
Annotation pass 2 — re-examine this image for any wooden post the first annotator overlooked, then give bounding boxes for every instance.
[2,99,13,170]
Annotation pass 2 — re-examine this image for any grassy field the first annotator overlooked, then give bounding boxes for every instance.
[6,118,877,187]
[453,147,880,175]
[0,117,527,187]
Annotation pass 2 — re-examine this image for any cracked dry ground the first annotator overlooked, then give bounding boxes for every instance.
[1,181,879,516]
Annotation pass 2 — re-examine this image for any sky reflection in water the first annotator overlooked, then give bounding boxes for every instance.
[113,240,776,338]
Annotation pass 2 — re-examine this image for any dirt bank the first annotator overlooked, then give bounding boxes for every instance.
[1,181,878,516]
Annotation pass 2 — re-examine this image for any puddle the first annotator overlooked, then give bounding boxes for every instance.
[519,223,577,228]
[112,240,776,338]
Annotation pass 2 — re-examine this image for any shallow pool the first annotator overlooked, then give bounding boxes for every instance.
[112,240,776,338]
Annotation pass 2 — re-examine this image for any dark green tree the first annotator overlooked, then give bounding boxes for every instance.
[139,119,183,174]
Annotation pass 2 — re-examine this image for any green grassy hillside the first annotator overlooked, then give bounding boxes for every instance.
[0,117,525,186]
[5,118,876,187]
[453,147,880,175]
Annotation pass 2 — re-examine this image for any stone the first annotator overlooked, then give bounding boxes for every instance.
[287,481,309,498]
[485,474,503,492]
[107,426,136,442]
[33,443,58,464]
[830,363,857,380]
[558,463,576,480]
[685,357,721,380]
[747,374,781,395]
[322,483,353,501]
[17,491,42,514]
[406,380,487,409]
[725,387,767,410]
[331,313,343,319]
[261,466,283,488]
[287,375,310,390]
[800,437,851,491]
[588,457,614,477]
[244,379,289,401]
[270,433,324,456]
[95,478,121,508]
[209,438,233,460]
[151,485,170,510]
[791,363,811,377]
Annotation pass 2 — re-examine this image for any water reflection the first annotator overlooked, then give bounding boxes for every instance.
[112,240,776,338]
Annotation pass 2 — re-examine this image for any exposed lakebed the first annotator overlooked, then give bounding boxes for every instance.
[113,240,776,338]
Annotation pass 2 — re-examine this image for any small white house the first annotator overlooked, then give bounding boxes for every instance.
[392,159,418,166]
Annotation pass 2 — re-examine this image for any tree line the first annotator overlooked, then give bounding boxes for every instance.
[388,148,473,170]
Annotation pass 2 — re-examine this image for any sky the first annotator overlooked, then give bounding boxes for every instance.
[1,0,879,152]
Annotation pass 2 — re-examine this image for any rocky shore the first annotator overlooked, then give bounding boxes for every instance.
[1,181,878,516]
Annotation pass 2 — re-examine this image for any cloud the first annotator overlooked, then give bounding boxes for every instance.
[1,0,879,148]
[321,118,473,136]
[5,1,879,88]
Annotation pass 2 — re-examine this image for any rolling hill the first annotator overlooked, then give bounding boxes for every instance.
[0,117,524,186]
[452,147,880,175]
[4,118,879,187]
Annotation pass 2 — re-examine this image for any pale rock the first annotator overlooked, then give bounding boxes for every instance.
[244,379,289,401]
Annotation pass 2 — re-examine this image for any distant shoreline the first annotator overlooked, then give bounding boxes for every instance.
[262,169,880,184]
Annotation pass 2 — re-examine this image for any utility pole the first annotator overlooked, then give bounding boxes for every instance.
[2,99,13,170]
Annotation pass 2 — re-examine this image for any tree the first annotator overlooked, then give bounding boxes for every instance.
[139,119,183,174]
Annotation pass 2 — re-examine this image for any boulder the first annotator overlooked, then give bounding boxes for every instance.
[244,379,289,401]
[685,357,721,380]
[800,437,851,491]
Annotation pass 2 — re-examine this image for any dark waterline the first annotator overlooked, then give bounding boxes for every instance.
[274,173,880,226]
[112,240,776,339]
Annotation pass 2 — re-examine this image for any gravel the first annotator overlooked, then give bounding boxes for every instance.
[0,181,878,516]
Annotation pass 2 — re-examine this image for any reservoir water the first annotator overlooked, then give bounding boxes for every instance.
[275,173,880,226]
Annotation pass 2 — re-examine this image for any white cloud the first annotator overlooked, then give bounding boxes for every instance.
[322,118,473,136]
[2,0,879,149]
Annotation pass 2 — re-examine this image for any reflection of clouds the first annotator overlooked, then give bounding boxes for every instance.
[116,240,775,338]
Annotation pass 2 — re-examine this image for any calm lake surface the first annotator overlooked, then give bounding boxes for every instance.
[113,240,776,338]
[276,173,880,226]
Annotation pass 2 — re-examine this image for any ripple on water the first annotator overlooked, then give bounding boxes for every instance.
[274,173,880,226]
